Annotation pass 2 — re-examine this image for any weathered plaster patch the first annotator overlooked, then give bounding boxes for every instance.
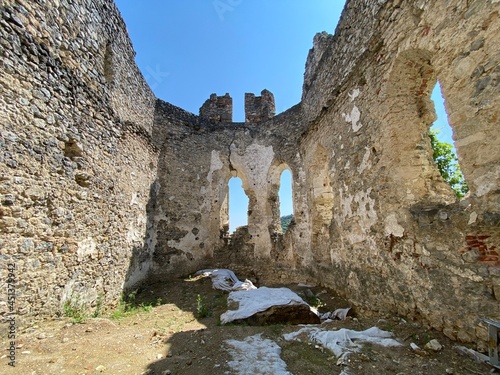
[468,211,477,225]
[349,88,360,102]
[127,214,146,244]
[336,187,378,244]
[169,226,205,257]
[77,238,97,261]
[200,150,225,214]
[230,143,274,191]
[342,105,362,132]
[357,147,371,173]
[130,192,140,206]
[473,166,500,197]
[338,186,353,221]
[384,214,404,237]
[207,150,224,183]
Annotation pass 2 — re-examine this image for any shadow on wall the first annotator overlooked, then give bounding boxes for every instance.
[122,179,160,293]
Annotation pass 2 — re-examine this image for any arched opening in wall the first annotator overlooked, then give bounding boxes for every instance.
[279,169,294,233]
[384,48,457,202]
[430,82,469,199]
[228,177,249,234]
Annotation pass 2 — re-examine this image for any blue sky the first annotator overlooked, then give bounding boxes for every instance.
[114,0,345,231]
[431,83,454,145]
[114,0,455,232]
[114,0,345,121]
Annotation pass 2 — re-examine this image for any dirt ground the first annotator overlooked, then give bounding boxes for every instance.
[1,273,497,375]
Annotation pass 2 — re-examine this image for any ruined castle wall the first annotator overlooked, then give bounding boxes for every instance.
[149,102,307,279]
[0,0,158,324]
[181,0,499,348]
[1,0,498,350]
[284,0,500,346]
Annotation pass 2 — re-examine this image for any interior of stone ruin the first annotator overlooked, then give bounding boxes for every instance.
[0,0,499,357]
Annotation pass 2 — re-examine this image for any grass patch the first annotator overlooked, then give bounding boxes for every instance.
[63,293,87,323]
[196,294,211,318]
[110,290,156,320]
[92,292,104,318]
[304,294,325,310]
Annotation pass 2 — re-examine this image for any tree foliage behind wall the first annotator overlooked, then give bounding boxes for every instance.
[429,129,469,198]
[281,214,294,233]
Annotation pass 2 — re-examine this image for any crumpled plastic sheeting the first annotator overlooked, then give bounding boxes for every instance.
[225,334,291,375]
[319,307,351,320]
[284,326,401,357]
[195,269,257,291]
[220,287,310,325]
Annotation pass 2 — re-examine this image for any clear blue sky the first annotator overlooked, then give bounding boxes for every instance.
[114,0,345,121]
[114,0,345,231]
[114,1,455,232]
[431,83,454,145]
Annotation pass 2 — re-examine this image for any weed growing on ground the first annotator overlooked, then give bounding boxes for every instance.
[92,292,104,318]
[110,290,155,320]
[304,294,325,310]
[63,293,87,323]
[196,294,211,318]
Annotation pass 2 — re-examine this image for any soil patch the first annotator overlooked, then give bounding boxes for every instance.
[1,275,495,374]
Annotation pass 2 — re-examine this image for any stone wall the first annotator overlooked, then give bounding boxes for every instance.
[0,0,157,326]
[1,0,499,350]
[149,0,500,348]
[199,93,233,123]
[244,89,275,123]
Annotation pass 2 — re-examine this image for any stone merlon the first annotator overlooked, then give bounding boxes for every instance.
[199,93,233,123]
[245,89,276,123]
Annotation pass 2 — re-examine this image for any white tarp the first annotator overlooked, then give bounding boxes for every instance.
[195,269,257,291]
[220,287,312,325]
[197,269,361,327]
[225,334,291,375]
[319,307,351,320]
[284,326,401,357]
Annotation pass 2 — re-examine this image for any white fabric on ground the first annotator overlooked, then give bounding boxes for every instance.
[195,269,257,291]
[284,326,401,357]
[225,334,291,375]
[319,307,351,320]
[220,286,311,324]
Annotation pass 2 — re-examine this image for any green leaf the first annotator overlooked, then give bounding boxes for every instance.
[429,129,469,198]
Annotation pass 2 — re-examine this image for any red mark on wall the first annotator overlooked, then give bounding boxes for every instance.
[463,234,500,266]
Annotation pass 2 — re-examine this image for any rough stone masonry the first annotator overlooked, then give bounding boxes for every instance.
[0,0,499,351]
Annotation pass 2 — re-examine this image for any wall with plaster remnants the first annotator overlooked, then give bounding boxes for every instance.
[1,0,499,350]
[0,0,158,326]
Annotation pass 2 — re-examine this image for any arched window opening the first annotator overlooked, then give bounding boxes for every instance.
[430,82,469,198]
[228,177,249,234]
[279,169,294,233]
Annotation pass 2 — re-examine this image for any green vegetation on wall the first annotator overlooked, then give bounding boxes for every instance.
[281,214,294,233]
[429,129,469,198]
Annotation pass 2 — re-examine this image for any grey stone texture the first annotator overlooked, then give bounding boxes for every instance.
[199,93,233,123]
[1,0,499,350]
[245,89,275,123]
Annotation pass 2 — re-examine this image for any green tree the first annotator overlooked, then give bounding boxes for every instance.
[280,214,294,233]
[429,129,469,198]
